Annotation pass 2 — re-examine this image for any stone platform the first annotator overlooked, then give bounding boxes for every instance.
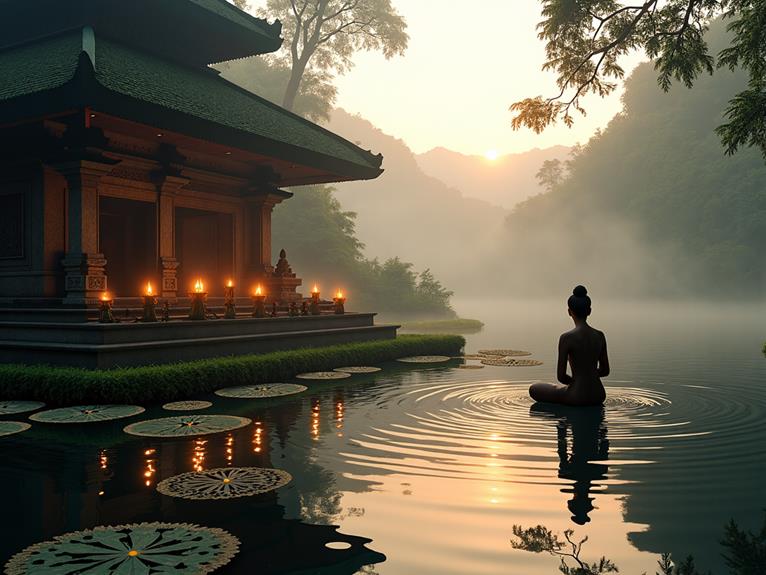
[0,312,398,369]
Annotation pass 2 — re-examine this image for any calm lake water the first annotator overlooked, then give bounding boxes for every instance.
[1,299,764,574]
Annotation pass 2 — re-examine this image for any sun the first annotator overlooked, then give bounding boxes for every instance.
[484,149,499,161]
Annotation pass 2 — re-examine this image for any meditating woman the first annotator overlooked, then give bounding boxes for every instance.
[529,285,609,406]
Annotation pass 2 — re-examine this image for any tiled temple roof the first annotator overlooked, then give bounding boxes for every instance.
[0,29,383,181]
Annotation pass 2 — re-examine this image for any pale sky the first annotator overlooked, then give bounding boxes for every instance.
[247,1,646,156]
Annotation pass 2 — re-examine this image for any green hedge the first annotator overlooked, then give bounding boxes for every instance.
[0,334,465,406]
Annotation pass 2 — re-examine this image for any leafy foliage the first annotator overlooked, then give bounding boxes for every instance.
[536,158,566,192]
[506,21,766,297]
[513,516,766,574]
[513,2,766,158]
[0,335,465,405]
[257,0,408,110]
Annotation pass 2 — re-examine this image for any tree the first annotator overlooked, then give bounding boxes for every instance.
[511,2,766,159]
[536,158,565,192]
[257,0,408,111]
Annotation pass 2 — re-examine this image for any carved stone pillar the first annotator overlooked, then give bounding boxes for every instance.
[156,175,188,300]
[57,160,113,305]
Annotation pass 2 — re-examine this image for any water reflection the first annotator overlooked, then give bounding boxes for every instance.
[530,404,609,525]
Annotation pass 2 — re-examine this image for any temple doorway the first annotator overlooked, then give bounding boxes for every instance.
[175,207,233,296]
[99,196,157,296]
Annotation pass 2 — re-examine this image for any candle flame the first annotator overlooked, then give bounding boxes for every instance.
[312,284,319,294]
[336,290,344,299]
[194,279,204,293]
[101,292,111,302]
[254,285,263,296]
[145,282,153,296]
[227,279,233,288]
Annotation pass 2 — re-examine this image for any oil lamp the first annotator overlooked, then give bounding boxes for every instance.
[333,289,346,315]
[310,284,321,315]
[188,278,207,321]
[223,279,236,319]
[98,292,116,324]
[252,284,267,318]
[142,282,158,323]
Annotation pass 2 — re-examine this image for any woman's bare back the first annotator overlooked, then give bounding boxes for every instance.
[529,286,610,407]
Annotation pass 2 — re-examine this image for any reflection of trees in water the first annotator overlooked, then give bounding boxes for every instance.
[530,404,609,525]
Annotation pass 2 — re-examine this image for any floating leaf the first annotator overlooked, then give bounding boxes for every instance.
[4,521,239,575]
[214,383,307,399]
[481,358,543,367]
[162,401,213,411]
[396,356,451,364]
[477,349,532,357]
[333,366,381,374]
[295,372,351,380]
[157,466,292,500]
[124,415,251,438]
[0,401,45,415]
[30,405,145,424]
[0,421,31,437]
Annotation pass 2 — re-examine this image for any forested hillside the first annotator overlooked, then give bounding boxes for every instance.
[505,23,766,298]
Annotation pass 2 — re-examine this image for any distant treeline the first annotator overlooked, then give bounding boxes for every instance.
[506,21,765,298]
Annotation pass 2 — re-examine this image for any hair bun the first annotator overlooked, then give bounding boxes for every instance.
[573,285,588,298]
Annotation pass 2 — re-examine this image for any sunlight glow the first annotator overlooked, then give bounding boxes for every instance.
[484,149,499,161]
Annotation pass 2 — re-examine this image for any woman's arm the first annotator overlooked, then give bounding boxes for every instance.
[598,333,610,377]
[557,334,573,385]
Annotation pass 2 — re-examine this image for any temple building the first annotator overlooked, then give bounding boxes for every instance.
[0,0,395,367]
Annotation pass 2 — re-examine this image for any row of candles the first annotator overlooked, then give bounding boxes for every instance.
[98,280,346,323]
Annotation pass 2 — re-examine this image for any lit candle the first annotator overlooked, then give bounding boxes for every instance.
[223,279,236,319]
[141,282,158,322]
[188,279,208,321]
[98,292,115,323]
[252,284,267,318]
[309,284,321,315]
[333,289,346,315]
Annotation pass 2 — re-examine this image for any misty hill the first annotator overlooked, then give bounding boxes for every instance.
[416,146,570,209]
[504,21,766,298]
[327,109,509,294]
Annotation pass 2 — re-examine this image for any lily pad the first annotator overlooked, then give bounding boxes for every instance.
[4,521,239,575]
[480,358,543,367]
[477,349,532,357]
[214,383,307,399]
[0,421,31,437]
[29,405,145,424]
[162,401,213,411]
[396,355,452,364]
[0,401,45,415]
[157,466,292,500]
[124,415,251,438]
[333,366,382,374]
[295,371,351,380]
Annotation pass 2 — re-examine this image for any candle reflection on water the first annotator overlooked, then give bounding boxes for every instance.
[144,448,156,488]
[253,422,264,453]
[225,435,234,465]
[192,439,207,472]
[311,399,320,440]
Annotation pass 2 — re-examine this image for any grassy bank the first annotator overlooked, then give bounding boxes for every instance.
[0,335,464,406]
[400,318,484,334]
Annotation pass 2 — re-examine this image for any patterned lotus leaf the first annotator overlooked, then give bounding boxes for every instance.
[0,401,45,415]
[0,421,31,437]
[480,358,544,367]
[457,364,485,370]
[477,349,532,357]
[157,466,292,500]
[4,521,239,575]
[29,405,145,424]
[214,383,307,399]
[162,401,213,411]
[332,366,382,374]
[396,355,452,364]
[295,371,351,380]
[124,415,251,438]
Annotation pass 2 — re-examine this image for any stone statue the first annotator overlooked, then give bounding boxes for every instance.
[273,249,293,277]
